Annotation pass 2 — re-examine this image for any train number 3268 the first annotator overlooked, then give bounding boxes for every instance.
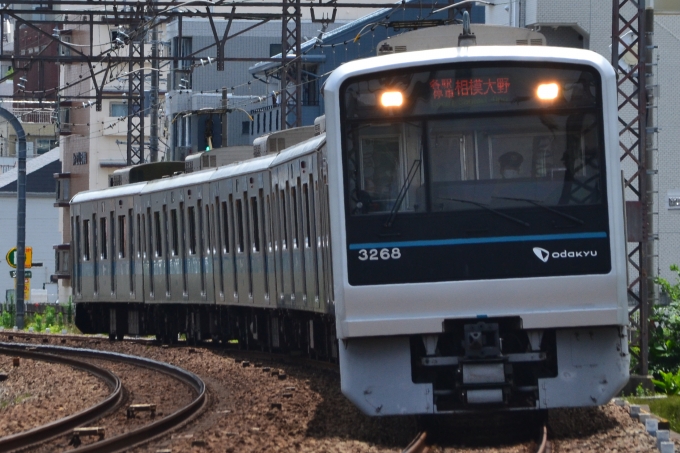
[357,248,401,261]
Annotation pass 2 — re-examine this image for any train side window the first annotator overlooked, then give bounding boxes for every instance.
[136,214,141,257]
[281,187,288,250]
[221,201,230,254]
[100,217,108,260]
[291,182,299,249]
[110,212,116,260]
[188,206,196,255]
[261,190,269,296]
[235,198,244,253]
[251,196,260,252]
[303,183,311,248]
[205,204,211,254]
[128,210,134,259]
[83,219,90,261]
[154,211,162,257]
[170,209,179,255]
[210,203,217,254]
[141,213,147,258]
[118,215,126,259]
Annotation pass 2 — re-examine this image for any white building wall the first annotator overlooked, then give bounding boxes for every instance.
[0,194,61,302]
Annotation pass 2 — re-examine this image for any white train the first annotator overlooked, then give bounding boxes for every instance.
[71,45,629,415]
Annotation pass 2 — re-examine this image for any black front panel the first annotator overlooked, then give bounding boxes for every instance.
[341,61,611,286]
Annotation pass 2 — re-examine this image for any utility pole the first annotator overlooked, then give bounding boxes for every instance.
[613,0,657,376]
[149,0,159,162]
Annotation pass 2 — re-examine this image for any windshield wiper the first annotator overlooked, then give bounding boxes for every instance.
[384,159,421,228]
[438,196,530,227]
[491,196,584,225]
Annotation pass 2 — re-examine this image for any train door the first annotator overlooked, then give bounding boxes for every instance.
[71,207,82,300]
[140,192,155,302]
[134,204,144,302]
[264,184,277,307]
[210,182,225,304]
[300,157,318,310]
[247,173,268,306]
[217,178,238,305]
[167,191,182,303]
[317,145,333,312]
[274,170,293,306]
[234,178,252,305]
[201,183,215,303]
[289,163,306,307]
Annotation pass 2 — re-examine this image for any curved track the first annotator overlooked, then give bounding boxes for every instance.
[0,342,207,453]
[0,345,124,452]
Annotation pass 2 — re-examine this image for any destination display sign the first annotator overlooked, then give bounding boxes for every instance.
[343,63,600,119]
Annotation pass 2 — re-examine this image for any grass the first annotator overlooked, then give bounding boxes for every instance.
[628,395,680,432]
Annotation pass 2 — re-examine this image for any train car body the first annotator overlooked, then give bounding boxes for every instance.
[71,44,628,417]
[324,46,629,414]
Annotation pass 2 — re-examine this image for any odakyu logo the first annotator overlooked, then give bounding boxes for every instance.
[532,247,598,263]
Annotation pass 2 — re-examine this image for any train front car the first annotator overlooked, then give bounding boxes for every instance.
[324,47,629,415]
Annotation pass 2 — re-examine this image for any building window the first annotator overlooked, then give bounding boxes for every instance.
[110,102,127,117]
[270,43,282,57]
[36,139,58,154]
[242,121,250,135]
[173,37,192,90]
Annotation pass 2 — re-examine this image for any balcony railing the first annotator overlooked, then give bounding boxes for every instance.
[13,108,54,124]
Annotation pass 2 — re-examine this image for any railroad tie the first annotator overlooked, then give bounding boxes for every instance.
[127,403,157,419]
[69,427,105,448]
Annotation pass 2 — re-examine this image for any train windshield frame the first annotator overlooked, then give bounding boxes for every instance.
[340,61,612,286]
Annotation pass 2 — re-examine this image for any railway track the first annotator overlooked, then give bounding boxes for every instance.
[0,342,207,453]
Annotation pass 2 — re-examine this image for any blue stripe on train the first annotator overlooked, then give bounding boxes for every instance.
[348,232,608,250]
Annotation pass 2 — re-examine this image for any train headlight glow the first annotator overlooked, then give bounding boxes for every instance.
[380,91,404,108]
[536,83,559,100]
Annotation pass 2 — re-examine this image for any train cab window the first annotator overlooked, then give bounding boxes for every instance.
[118,215,126,259]
[100,217,108,260]
[154,211,162,257]
[188,206,197,255]
[251,196,260,252]
[346,124,423,215]
[221,201,230,254]
[235,198,244,253]
[83,219,90,261]
[171,209,179,255]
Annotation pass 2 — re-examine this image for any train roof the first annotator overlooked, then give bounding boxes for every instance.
[324,45,614,89]
[270,134,326,167]
[71,181,147,204]
[211,154,278,181]
[140,167,219,194]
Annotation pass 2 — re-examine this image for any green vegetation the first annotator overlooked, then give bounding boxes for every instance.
[628,395,680,432]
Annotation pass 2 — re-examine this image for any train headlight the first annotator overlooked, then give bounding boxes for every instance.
[536,83,559,100]
[380,91,404,108]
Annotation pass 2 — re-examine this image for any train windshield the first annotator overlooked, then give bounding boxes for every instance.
[341,62,611,285]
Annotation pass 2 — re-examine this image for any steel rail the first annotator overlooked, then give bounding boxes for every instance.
[0,345,124,453]
[403,431,428,453]
[0,342,207,453]
[536,423,549,453]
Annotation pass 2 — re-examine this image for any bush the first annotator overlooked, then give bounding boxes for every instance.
[44,306,55,328]
[651,265,680,374]
[34,314,43,332]
[67,297,73,325]
[653,369,680,395]
[57,312,64,330]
